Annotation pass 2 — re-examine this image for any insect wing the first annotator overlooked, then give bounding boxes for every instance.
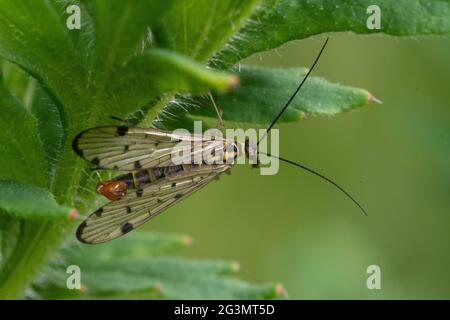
[76,164,230,244]
[72,126,226,170]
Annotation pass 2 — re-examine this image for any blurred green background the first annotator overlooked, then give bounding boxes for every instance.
[143,34,450,299]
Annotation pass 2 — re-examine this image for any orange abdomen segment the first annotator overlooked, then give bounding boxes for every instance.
[96,180,128,201]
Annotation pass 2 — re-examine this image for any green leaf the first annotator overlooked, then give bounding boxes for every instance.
[158,276,285,300]
[113,48,239,117]
[215,0,450,67]
[39,233,286,299]
[47,0,93,66]
[30,84,65,184]
[157,66,374,130]
[154,0,261,62]
[66,232,193,261]
[0,216,21,268]
[0,0,81,73]
[0,73,48,187]
[0,180,76,220]
[2,61,32,106]
[2,61,64,185]
[0,0,86,112]
[84,0,174,77]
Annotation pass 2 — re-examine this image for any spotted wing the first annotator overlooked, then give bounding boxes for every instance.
[76,164,230,244]
[72,126,226,170]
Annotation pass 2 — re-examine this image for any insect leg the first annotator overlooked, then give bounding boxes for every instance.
[110,115,135,126]
[208,91,224,129]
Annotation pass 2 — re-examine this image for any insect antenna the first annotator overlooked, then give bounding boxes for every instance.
[257,37,329,146]
[257,37,367,216]
[260,151,367,216]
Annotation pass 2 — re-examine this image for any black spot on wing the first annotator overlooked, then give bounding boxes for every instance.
[121,223,134,234]
[134,160,142,170]
[72,131,84,157]
[76,221,91,244]
[136,189,143,197]
[174,193,183,199]
[94,208,103,217]
[126,206,132,213]
[117,126,129,136]
[92,157,100,166]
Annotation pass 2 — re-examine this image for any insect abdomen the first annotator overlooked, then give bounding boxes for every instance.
[98,165,191,201]
[115,165,186,189]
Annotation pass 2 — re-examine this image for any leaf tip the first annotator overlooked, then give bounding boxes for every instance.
[275,283,286,297]
[298,111,307,120]
[368,93,383,105]
[230,260,240,273]
[182,234,193,246]
[68,209,79,220]
[153,282,164,294]
[228,74,240,89]
[80,284,89,294]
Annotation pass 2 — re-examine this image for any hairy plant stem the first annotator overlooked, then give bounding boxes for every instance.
[142,93,174,127]
[0,144,87,298]
[0,93,168,297]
